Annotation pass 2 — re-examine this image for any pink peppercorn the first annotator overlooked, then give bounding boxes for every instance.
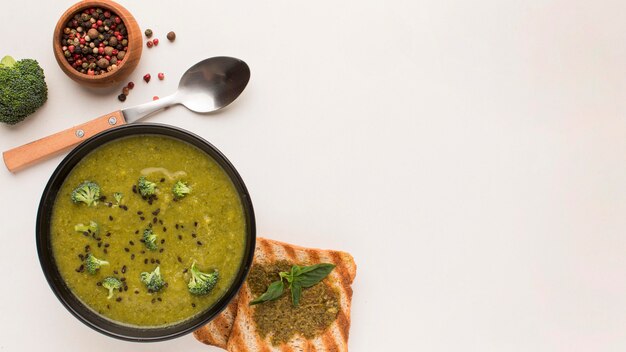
[153,38,159,46]
[146,40,153,48]
[153,96,159,100]
[143,74,151,83]
[127,82,135,89]
[158,73,164,80]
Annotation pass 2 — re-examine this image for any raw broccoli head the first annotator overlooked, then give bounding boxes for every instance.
[172,181,191,199]
[137,176,157,197]
[140,266,165,292]
[84,253,109,275]
[74,221,99,236]
[71,181,100,207]
[143,228,158,251]
[102,277,122,299]
[188,261,219,295]
[0,55,48,125]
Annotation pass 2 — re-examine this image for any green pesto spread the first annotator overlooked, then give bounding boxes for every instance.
[248,261,340,345]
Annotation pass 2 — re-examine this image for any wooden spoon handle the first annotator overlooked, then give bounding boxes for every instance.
[3,110,126,173]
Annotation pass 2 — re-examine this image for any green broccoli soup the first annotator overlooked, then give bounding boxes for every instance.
[50,135,246,327]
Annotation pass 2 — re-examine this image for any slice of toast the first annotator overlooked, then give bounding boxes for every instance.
[193,298,239,349]
[194,237,357,351]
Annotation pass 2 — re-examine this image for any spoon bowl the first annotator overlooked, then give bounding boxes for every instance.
[178,57,251,113]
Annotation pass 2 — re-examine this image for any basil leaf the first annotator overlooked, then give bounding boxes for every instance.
[249,280,284,305]
[293,263,335,288]
[291,283,302,306]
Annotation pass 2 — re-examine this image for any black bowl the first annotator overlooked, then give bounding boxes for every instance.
[36,123,256,342]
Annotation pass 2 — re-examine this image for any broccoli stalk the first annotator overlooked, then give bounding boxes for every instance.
[84,253,109,274]
[138,176,157,198]
[74,221,99,236]
[143,228,158,251]
[140,266,166,292]
[188,261,219,295]
[102,277,122,299]
[0,55,48,125]
[113,192,123,206]
[172,181,191,199]
[71,181,100,207]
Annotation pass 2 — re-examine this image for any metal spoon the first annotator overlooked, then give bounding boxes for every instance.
[3,56,251,172]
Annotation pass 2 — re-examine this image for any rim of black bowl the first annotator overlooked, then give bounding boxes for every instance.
[36,123,256,342]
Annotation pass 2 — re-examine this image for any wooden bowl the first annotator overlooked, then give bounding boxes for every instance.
[53,0,142,88]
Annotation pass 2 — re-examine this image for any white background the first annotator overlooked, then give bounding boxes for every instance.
[1,0,625,351]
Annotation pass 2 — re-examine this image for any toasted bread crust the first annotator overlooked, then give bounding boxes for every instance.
[194,237,356,352]
[193,298,239,349]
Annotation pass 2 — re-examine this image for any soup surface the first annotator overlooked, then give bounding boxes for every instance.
[50,135,246,327]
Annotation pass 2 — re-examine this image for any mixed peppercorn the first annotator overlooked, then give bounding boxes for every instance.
[61,7,128,76]
[116,28,174,102]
